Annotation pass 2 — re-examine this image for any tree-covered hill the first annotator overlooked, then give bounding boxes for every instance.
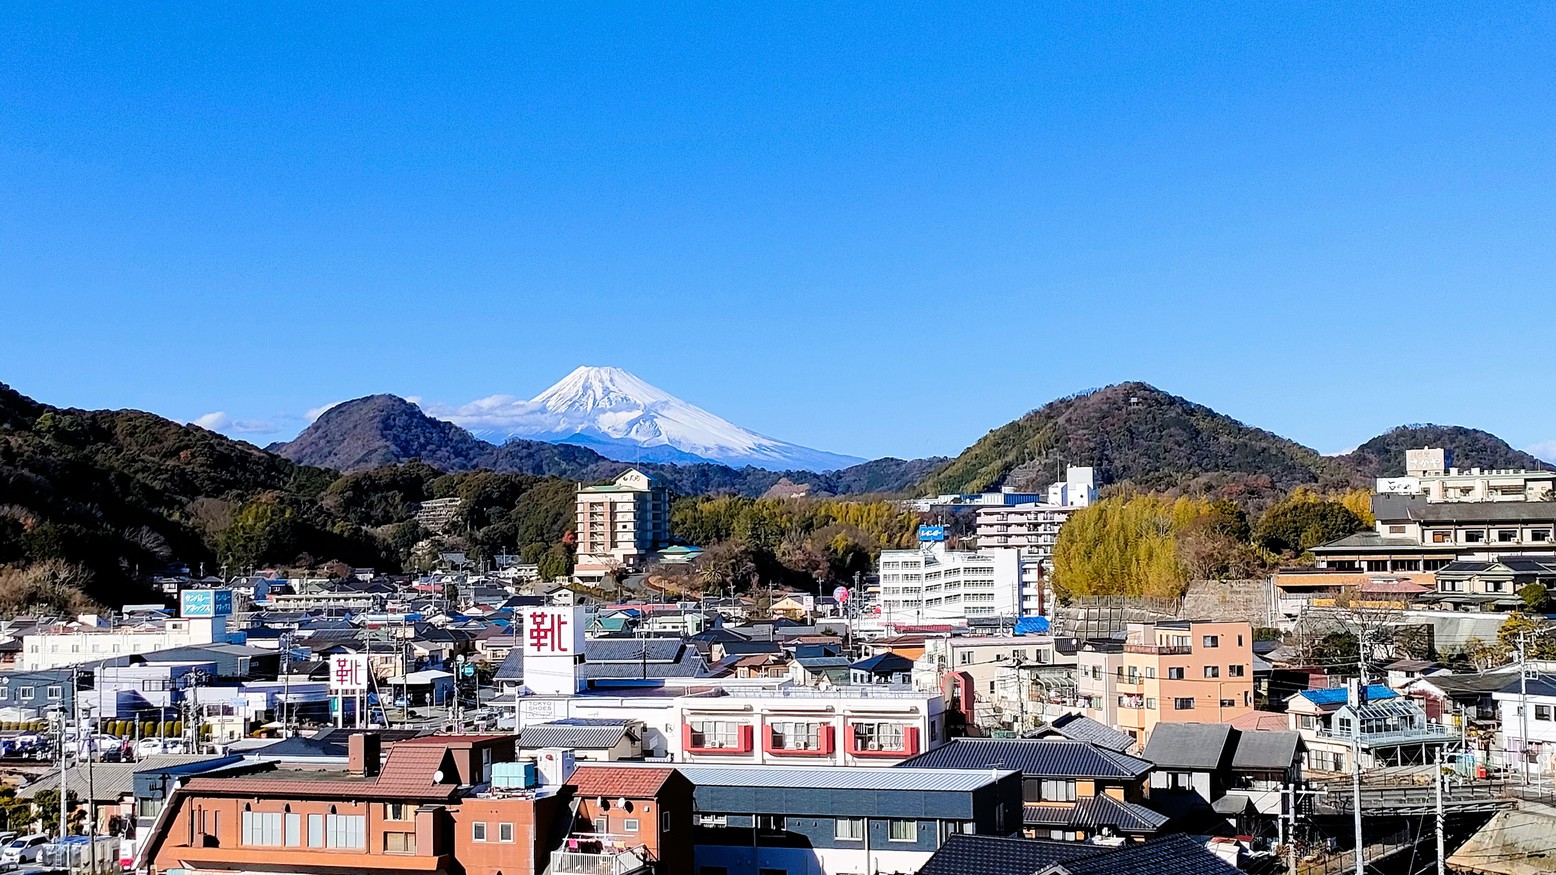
[1340,424,1555,478]
[917,382,1364,501]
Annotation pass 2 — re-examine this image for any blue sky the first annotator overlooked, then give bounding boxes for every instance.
[2,5,1555,462]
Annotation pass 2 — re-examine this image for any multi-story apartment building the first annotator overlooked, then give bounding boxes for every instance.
[1074,640,1126,728]
[912,635,1070,728]
[1114,621,1254,746]
[574,469,671,581]
[876,541,1028,621]
[21,614,233,670]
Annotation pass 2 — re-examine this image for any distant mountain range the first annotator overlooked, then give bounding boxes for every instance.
[269,393,938,497]
[272,378,1553,507]
[441,366,864,471]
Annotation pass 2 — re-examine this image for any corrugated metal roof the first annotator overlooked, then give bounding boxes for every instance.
[519,721,631,750]
[1297,684,1396,706]
[656,763,1016,792]
[899,739,1152,779]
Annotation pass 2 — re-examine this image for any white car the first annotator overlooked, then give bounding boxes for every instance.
[0,834,49,866]
[136,738,185,757]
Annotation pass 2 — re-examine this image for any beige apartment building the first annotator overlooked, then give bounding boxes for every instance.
[1114,620,1254,746]
[573,468,671,581]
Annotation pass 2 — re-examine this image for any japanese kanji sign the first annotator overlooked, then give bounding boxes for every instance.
[523,608,576,656]
[329,654,370,692]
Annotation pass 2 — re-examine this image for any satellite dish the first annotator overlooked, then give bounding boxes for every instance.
[617,797,629,809]
[433,770,445,783]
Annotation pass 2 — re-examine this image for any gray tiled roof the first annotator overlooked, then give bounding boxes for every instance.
[1231,730,1303,771]
[899,739,1152,780]
[1043,714,1135,752]
[1142,723,1236,771]
[1071,792,1169,833]
[919,834,1100,875]
[1058,832,1239,875]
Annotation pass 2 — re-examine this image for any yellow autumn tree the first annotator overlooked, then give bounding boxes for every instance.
[1052,494,1218,599]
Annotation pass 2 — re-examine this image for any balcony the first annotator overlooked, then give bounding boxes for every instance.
[1318,723,1456,747]
[551,848,654,875]
[1123,643,1192,655]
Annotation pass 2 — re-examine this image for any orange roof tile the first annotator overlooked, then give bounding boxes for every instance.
[567,766,678,799]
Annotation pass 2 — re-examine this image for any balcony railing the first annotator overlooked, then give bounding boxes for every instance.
[1123,643,1192,655]
[1318,723,1456,747]
[551,849,652,875]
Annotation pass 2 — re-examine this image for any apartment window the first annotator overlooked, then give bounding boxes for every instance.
[888,819,918,842]
[1165,771,1194,790]
[307,814,324,848]
[1366,560,1389,572]
[770,721,822,751]
[1499,529,1519,543]
[1533,530,1551,543]
[1464,531,1485,543]
[241,811,283,846]
[756,815,786,832]
[689,720,744,749]
[853,722,905,751]
[18,687,33,701]
[46,686,62,700]
[1221,698,1237,708]
[1388,525,1406,534]
[1167,667,1184,680]
[1431,531,1452,543]
[472,822,487,842]
[1174,697,1196,710]
[1202,635,1219,648]
[593,817,608,834]
[1204,666,1220,679]
[1038,779,1077,802]
[1145,698,1158,710]
[384,803,413,821]
[499,822,515,842]
[1229,664,1246,677]
[662,810,673,833]
[0,689,7,701]
[1538,705,1553,722]
[621,819,638,834]
[326,814,365,849]
[959,651,974,665]
[835,817,865,841]
[284,812,300,847]
[384,832,417,854]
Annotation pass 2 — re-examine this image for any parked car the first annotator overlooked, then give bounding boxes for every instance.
[0,834,49,867]
[135,738,185,757]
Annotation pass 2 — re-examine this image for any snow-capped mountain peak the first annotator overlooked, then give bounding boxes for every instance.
[451,366,864,472]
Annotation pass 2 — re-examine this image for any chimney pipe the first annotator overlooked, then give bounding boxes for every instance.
[349,731,382,778]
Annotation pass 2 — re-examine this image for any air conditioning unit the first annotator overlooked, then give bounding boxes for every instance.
[867,741,881,751]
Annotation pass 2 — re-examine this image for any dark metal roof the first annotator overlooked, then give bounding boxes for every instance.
[919,834,1101,875]
[1055,832,1240,875]
[519,719,633,750]
[899,739,1152,780]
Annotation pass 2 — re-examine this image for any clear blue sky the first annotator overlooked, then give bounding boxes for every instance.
[3,5,1555,461]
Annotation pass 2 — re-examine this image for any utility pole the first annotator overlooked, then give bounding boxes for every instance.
[1435,746,1446,875]
[1520,632,1531,786]
[1353,630,1366,875]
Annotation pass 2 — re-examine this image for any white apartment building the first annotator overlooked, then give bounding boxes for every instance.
[876,542,1028,621]
[573,468,671,580]
[21,615,231,670]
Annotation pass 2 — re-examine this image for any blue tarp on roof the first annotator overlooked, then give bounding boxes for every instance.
[1299,684,1396,705]
[1015,616,1051,635]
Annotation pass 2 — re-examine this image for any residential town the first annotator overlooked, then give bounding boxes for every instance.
[0,447,1548,874]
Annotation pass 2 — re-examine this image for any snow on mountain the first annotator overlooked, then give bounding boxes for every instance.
[441,366,865,472]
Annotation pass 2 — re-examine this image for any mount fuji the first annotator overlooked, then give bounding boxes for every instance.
[446,366,865,472]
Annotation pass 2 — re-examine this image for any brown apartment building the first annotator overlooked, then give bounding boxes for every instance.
[141,733,691,875]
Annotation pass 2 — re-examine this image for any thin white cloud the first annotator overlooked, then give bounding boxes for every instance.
[191,411,278,436]
[305,401,344,422]
[424,395,557,435]
[1527,440,1556,464]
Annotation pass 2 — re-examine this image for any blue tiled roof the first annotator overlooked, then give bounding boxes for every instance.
[1298,684,1396,705]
